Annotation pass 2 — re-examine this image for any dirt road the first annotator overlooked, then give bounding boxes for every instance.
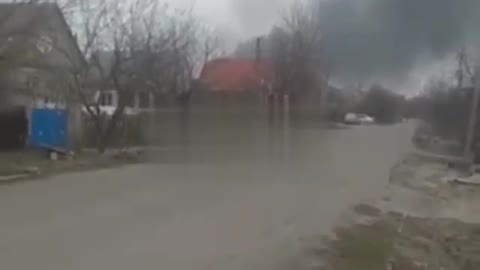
[0,123,414,270]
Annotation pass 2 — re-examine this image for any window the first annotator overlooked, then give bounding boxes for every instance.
[139,92,150,108]
[99,92,114,106]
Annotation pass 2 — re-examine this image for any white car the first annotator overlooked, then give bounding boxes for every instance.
[357,114,375,124]
[344,113,375,125]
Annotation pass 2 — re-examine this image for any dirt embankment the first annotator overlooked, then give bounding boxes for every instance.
[302,153,480,270]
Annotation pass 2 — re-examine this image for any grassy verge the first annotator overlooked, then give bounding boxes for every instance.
[316,207,480,270]
[330,223,394,270]
[0,149,144,184]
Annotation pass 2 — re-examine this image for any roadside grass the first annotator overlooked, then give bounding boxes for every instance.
[330,223,395,270]
[321,212,480,270]
[0,149,143,184]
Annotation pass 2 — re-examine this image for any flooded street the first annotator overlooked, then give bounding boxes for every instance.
[0,114,415,270]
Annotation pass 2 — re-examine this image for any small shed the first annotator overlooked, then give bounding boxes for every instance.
[29,108,67,148]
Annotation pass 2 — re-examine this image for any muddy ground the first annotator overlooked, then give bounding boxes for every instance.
[305,153,480,270]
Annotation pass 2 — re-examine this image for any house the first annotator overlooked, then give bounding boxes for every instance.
[90,87,155,116]
[86,50,156,116]
[200,58,273,93]
[0,3,84,107]
[0,3,85,149]
[196,58,274,108]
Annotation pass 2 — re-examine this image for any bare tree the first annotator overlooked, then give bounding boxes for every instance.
[199,28,224,68]
[48,0,207,152]
[70,0,166,152]
[270,0,327,102]
[456,46,475,89]
[39,0,137,152]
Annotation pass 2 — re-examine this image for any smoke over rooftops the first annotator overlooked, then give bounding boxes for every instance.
[232,0,480,91]
[317,0,480,83]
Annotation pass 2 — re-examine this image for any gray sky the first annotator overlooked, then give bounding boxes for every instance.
[165,0,480,94]
[166,0,296,42]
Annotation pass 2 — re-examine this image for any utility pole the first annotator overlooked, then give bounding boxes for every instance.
[457,47,466,89]
[464,66,480,162]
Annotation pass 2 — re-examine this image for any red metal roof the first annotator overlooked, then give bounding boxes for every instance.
[200,58,273,92]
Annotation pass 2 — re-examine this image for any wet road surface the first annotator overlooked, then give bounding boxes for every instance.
[0,121,414,270]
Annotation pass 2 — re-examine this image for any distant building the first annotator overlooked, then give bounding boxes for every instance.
[200,58,273,93]
[195,58,274,108]
[86,51,156,116]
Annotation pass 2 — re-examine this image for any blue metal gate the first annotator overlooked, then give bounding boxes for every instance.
[29,109,67,148]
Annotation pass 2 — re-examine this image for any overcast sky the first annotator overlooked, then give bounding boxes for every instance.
[166,0,296,43]
[163,0,480,94]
